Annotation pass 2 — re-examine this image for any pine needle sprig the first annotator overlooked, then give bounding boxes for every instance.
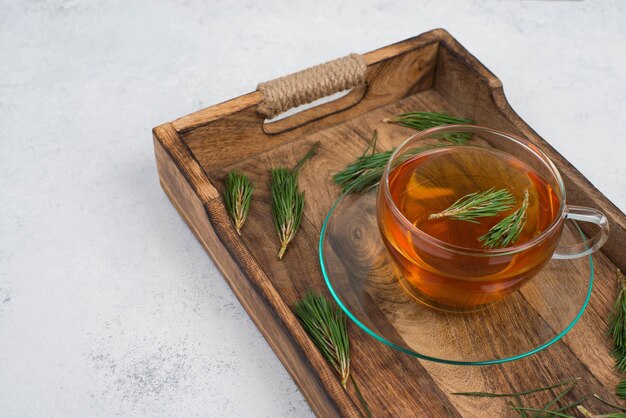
[270,168,302,259]
[384,111,474,143]
[294,292,350,387]
[428,187,515,223]
[609,270,626,372]
[270,142,319,259]
[332,130,398,193]
[333,112,474,194]
[479,188,529,249]
[223,171,254,235]
[294,292,372,417]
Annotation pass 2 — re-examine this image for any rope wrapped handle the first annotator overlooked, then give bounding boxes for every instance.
[257,53,367,119]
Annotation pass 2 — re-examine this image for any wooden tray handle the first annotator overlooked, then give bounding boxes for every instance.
[256,53,367,119]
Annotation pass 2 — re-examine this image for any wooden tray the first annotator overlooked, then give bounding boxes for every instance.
[153,29,626,417]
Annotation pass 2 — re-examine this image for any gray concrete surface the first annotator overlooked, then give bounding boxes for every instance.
[1,0,625,416]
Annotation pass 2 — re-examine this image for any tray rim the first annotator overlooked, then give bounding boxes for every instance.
[153,28,626,417]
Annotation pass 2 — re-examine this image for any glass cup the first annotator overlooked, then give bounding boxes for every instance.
[377,125,609,312]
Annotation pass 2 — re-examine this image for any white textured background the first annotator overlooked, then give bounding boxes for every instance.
[1,1,625,417]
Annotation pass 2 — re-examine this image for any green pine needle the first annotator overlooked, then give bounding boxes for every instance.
[479,188,529,249]
[333,111,474,194]
[294,292,371,417]
[537,382,578,415]
[384,111,474,143]
[222,171,254,235]
[270,142,319,259]
[555,396,587,412]
[428,187,515,223]
[511,397,528,418]
[594,394,626,412]
[452,377,579,398]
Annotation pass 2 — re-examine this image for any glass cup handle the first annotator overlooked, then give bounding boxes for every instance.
[552,205,610,260]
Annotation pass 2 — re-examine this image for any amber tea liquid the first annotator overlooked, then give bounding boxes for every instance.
[377,146,561,310]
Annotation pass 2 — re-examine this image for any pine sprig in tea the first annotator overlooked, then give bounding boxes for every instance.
[333,112,474,194]
[270,142,319,259]
[479,188,529,249]
[384,111,474,143]
[294,292,371,417]
[223,171,254,235]
[429,187,515,223]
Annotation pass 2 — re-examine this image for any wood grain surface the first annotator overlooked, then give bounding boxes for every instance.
[154,29,626,417]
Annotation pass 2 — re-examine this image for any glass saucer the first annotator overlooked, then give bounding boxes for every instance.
[319,187,594,365]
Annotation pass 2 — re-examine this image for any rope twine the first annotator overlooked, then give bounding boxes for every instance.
[257,53,366,119]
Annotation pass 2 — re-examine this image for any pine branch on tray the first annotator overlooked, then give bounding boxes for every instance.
[333,111,475,194]
[270,142,319,260]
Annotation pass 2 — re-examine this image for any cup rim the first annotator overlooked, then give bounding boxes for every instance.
[382,125,567,257]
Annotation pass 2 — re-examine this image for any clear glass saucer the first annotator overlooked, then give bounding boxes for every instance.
[319,187,594,365]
